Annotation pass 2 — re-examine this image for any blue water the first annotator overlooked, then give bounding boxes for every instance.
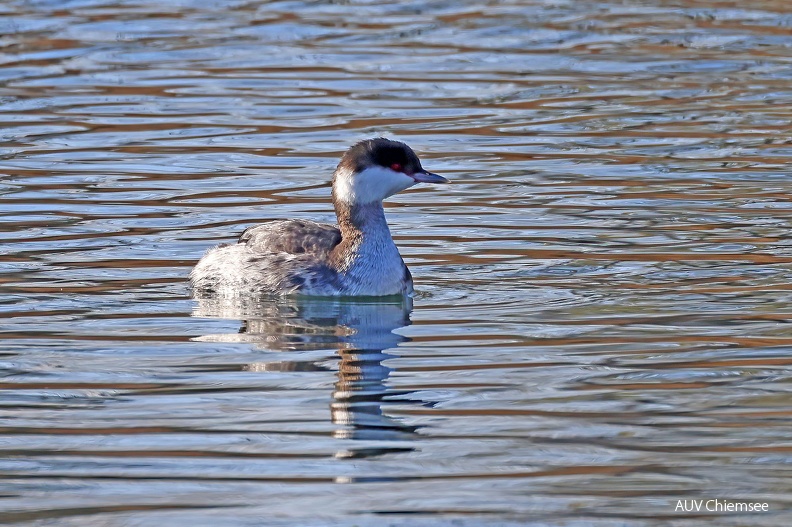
[2,1,792,525]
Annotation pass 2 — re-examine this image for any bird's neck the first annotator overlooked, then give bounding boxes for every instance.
[335,200,393,246]
[330,200,410,295]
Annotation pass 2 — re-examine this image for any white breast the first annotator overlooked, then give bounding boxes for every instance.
[335,228,412,296]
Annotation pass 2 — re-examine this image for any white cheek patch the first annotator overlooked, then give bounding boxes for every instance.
[335,166,415,203]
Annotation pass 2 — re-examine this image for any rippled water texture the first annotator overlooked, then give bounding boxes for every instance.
[4,0,792,525]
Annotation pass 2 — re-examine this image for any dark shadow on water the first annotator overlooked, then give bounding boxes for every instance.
[192,295,425,454]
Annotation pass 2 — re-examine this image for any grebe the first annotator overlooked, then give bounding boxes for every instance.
[190,138,448,296]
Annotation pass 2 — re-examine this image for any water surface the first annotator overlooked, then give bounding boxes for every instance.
[3,0,792,525]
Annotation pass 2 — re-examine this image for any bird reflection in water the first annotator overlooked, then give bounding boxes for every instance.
[192,295,424,455]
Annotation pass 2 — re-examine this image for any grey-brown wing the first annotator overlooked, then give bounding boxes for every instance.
[239,220,341,257]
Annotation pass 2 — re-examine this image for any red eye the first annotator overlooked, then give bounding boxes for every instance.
[390,163,403,172]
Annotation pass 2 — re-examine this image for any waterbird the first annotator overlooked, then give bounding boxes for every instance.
[190,138,448,296]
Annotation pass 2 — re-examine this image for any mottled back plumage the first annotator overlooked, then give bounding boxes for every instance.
[239,220,341,257]
[190,219,344,296]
